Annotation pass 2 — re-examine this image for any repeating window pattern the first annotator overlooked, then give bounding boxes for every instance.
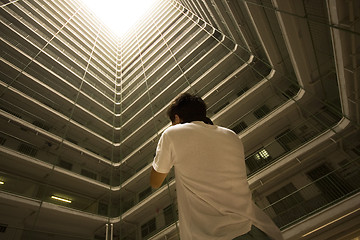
[18,143,37,157]
[141,218,156,238]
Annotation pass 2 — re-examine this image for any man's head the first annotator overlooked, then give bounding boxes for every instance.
[167,93,207,124]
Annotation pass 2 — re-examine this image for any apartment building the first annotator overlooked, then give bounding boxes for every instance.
[0,0,359,239]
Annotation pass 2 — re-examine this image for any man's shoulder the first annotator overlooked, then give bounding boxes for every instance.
[163,122,206,135]
[216,125,237,134]
[164,122,237,135]
[162,124,185,136]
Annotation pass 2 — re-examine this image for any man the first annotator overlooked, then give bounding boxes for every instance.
[150,93,283,240]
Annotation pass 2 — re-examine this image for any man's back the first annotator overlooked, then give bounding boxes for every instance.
[153,121,283,239]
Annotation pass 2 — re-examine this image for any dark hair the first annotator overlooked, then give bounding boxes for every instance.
[167,93,208,123]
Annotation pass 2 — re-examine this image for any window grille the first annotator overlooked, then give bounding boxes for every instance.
[275,129,299,152]
[59,160,73,170]
[122,198,135,213]
[214,101,229,114]
[98,202,108,216]
[141,218,156,238]
[101,176,110,185]
[352,144,360,156]
[282,84,299,99]
[139,187,152,202]
[307,164,354,202]
[0,223,7,233]
[65,137,78,145]
[81,169,97,180]
[1,107,22,118]
[265,183,306,227]
[232,121,248,134]
[246,148,272,173]
[237,86,249,97]
[163,204,176,225]
[18,144,37,157]
[266,183,304,215]
[33,120,50,131]
[0,137,6,145]
[254,149,270,160]
[253,105,270,119]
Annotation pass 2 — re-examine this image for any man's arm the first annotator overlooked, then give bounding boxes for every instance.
[150,167,168,189]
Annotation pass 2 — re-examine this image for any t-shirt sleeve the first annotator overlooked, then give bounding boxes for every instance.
[152,130,174,174]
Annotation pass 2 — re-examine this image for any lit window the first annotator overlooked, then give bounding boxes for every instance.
[255,149,270,160]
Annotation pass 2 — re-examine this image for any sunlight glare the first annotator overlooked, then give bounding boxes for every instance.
[81,0,158,36]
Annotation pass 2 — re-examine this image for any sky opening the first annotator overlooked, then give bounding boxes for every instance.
[81,0,159,37]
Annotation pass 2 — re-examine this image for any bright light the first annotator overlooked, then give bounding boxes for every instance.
[81,0,159,37]
[0,181,4,185]
[51,195,72,203]
[255,149,270,160]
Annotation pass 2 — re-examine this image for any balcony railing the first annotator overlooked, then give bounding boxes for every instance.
[0,131,112,185]
[2,152,358,238]
[260,157,360,229]
[0,170,111,217]
[120,156,360,239]
[245,106,342,176]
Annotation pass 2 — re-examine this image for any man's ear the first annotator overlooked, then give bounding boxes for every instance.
[173,114,182,125]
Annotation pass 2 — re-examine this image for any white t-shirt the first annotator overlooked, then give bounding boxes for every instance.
[153,121,283,240]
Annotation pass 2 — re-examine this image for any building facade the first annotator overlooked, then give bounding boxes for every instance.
[0,0,359,239]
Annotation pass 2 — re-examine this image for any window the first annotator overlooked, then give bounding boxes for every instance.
[282,84,299,99]
[141,218,156,238]
[81,169,97,180]
[136,163,147,172]
[266,183,305,227]
[275,129,300,152]
[214,101,229,114]
[0,223,7,233]
[58,159,73,170]
[253,105,270,119]
[213,30,222,40]
[313,108,340,130]
[98,202,108,216]
[139,187,152,202]
[65,137,78,145]
[266,183,304,215]
[121,198,135,213]
[338,159,360,189]
[307,164,354,202]
[254,149,270,160]
[85,147,99,155]
[101,176,110,185]
[1,107,21,118]
[0,136,6,145]
[163,204,176,225]
[237,86,249,97]
[18,144,37,157]
[232,121,248,134]
[246,148,272,173]
[33,120,50,131]
[352,144,360,156]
